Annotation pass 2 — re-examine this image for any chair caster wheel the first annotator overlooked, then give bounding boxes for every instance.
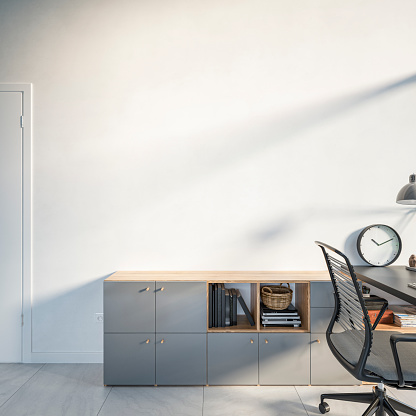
[319,402,330,413]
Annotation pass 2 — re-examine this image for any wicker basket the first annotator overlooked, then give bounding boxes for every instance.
[261,284,293,310]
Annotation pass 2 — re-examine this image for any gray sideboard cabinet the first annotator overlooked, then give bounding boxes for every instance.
[104,280,207,386]
[104,272,372,386]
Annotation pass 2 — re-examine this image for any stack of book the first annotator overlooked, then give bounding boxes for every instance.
[390,305,416,328]
[208,284,255,328]
[261,303,301,327]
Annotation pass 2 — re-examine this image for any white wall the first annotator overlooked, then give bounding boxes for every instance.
[1,0,416,362]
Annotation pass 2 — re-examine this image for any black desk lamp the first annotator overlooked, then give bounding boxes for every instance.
[397,174,416,272]
[396,173,416,204]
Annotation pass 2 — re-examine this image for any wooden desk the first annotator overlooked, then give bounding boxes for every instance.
[355,266,416,305]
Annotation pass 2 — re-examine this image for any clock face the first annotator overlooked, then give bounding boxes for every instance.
[357,224,402,266]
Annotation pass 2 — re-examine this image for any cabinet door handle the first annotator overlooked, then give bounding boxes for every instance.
[160,287,165,291]
[265,339,269,344]
[250,339,254,344]
[145,287,150,291]
[160,339,165,344]
[145,339,150,344]
[314,339,321,344]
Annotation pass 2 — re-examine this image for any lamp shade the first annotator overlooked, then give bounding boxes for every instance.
[396,174,416,205]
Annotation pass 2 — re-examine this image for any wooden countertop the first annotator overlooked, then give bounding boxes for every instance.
[105,271,330,282]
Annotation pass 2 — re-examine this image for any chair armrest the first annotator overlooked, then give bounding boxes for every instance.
[390,334,416,387]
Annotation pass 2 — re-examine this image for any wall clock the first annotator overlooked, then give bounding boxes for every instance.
[357,224,402,266]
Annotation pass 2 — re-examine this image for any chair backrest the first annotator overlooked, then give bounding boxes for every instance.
[315,241,375,381]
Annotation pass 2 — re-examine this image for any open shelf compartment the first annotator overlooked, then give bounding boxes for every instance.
[258,282,310,333]
[206,281,310,333]
[207,282,258,332]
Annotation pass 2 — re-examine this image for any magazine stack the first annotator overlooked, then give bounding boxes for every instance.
[391,305,416,328]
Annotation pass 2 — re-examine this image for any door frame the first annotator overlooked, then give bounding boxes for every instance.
[0,84,32,362]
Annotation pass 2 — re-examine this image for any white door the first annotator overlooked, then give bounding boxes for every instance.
[0,91,23,362]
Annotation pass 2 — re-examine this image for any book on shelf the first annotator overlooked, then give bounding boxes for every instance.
[214,284,218,327]
[221,283,226,327]
[225,288,231,326]
[208,284,254,328]
[228,289,233,327]
[217,283,222,327]
[209,283,213,328]
[231,288,237,326]
[236,289,255,326]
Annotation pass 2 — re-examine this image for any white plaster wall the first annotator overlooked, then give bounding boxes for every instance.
[1,0,416,360]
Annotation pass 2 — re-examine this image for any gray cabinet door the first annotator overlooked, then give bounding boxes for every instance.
[104,333,155,385]
[310,333,358,385]
[156,282,206,333]
[104,282,155,333]
[259,333,310,385]
[155,334,206,385]
[310,282,335,308]
[311,307,335,333]
[207,333,258,385]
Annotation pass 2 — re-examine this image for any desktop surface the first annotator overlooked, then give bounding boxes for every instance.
[355,265,416,305]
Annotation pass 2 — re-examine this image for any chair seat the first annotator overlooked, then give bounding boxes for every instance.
[331,330,416,382]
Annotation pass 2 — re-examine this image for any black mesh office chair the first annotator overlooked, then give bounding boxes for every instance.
[316,241,416,416]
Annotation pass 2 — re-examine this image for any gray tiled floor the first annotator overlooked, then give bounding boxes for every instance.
[1,364,416,415]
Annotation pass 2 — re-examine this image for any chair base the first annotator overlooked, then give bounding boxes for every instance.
[319,384,416,416]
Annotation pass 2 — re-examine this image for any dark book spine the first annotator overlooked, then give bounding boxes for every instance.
[221,283,226,327]
[225,288,230,326]
[214,284,218,327]
[217,283,222,327]
[236,289,255,326]
[212,283,215,327]
[229,289,233,326]
[208,284,212,328]
[232,288,237,326]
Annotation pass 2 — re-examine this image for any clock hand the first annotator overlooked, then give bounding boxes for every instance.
[371,239,380,246]
[379,238,394,246]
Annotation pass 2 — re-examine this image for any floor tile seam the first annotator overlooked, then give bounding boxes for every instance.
[294,386,311,416]
[202,386,204,416]
[0,363,46,410]
[96,386,113,416]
